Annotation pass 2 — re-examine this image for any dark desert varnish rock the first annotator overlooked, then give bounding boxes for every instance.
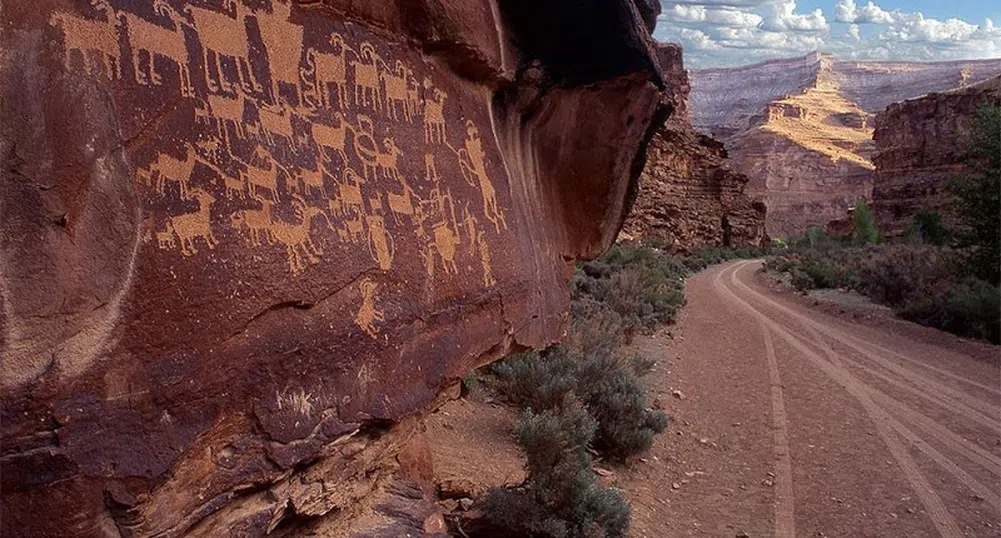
[0,0,666,535]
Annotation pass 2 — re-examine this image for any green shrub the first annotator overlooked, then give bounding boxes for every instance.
[852,202,881,246]
[484,406,631,538]
[900,278,1000,343]
[909,209,950,246]
[791,269,815,292]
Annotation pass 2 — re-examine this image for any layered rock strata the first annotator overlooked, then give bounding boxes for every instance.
[0,0,666,536]
[873,75,1001,236]
[690,52,1001,237]
[623,43,766,250]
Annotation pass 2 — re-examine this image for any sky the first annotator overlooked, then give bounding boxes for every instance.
[652,0,1001,68]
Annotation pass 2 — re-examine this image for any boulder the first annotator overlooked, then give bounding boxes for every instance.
[0,0,666,535]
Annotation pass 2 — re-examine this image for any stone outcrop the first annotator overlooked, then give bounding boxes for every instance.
[622,43,766,250]
[690,52,1001,237]
[0,1,666,536]
[873,76,1001,236]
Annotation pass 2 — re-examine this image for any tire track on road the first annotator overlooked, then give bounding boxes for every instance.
[758,322,796,538]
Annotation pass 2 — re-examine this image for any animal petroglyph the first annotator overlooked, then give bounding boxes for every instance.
[139,144,198,197]
[230,200,276,247]
[386,177,416,225]
[302,33,356,110]
[256,103,298,150]
[156,221,178,249]
[50,3,121,80]
[184,0,262,93]
[275,387,315,417]
[423,79,447,143]
[256,0,305,107]
[310,112,350,163]
[454,121,507,233]
[170,189,218,256]
[121,0,195,96]
[381,60,416,122]
[350,43,383,112]
[235,154,285,202]
[354,279,384,338]
[270,201,329,274]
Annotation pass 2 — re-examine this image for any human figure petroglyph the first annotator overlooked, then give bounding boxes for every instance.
[416,185,460,276]
[118,0,194,96]
[230,199,276,247]
[170,189,218,256]
[256,0,305,107]
[463,204,496,287]
[381,60,416,121]
[350,42,383,111]
[50,2,121,80]
[354,278,384,338]
[302,33,356,110]
[422,79,448,143]
[425,154,441,183]
[310,112,350,163]
[453,121,507,233]
[184,0,263,93]
[366,214,395,271]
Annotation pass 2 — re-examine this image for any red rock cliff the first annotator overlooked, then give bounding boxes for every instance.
[623,43,766,251]
[0,1,666,535]
[873,76,1001,236]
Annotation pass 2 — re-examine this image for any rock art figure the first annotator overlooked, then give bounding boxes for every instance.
[49,1,121,80]
[310,112,350,163]
[302,33,356,110]
[256,0,305,107]
[381,60,416,121]
[139,143,198,197]
[354,278,384,338]
[122,0,195,96]
[422,79,447,143]
[184,0,263,93]
[350,42,383,112]
[230,199,276,247]
[454,121,507,233]
[169,189,218,256]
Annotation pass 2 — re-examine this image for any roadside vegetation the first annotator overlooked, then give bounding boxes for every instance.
[478,242,766,537]
[766,102,1001,344]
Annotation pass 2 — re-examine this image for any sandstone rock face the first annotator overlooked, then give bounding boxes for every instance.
[873,76,1001,236]
[0,1,665,536]
[690,52,1001,237]
[622,43,766,251]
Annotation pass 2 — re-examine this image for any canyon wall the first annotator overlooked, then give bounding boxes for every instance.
[872,76,1001,236]
[0,1,666,536]
[622,43,767,251]
[690,53,1001,237]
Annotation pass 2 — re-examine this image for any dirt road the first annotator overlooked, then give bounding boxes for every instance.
[623,261,1001,538]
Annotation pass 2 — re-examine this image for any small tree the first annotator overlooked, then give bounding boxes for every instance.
[852,202,880,246]
[950,101,1001,285]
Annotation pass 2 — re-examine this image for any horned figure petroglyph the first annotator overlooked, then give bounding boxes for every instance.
[235,150,288,202]
[184,0,263,93]
[310,112,350,163]
[198,92,249,148]
[138,144,198,197]
[348,115,402,181]
[423,79,448,143]
[49,1,121,80]
[302,33,356,110]
[350,42,383,112]
[117,0,195,96]
[354,279,384,338]
[230,199,276,247]
[463,204,496,287]
[293,164,326,198]
[170,189,218,256]
[380,60,416,122]
[270,198,329,274]
[454,121,507,233]
[256,0,305,107]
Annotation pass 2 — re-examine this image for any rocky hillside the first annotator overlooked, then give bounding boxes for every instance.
[691,53,1001,237]
[0,1,666,536]
[622,43,767,251]
[873,75,1001,236]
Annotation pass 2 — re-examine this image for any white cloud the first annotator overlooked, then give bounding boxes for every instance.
[761,0,828,32]
[834,0,894,24]
[847,23,860,42]
[663,4,763,28]
[679,28,723,50]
